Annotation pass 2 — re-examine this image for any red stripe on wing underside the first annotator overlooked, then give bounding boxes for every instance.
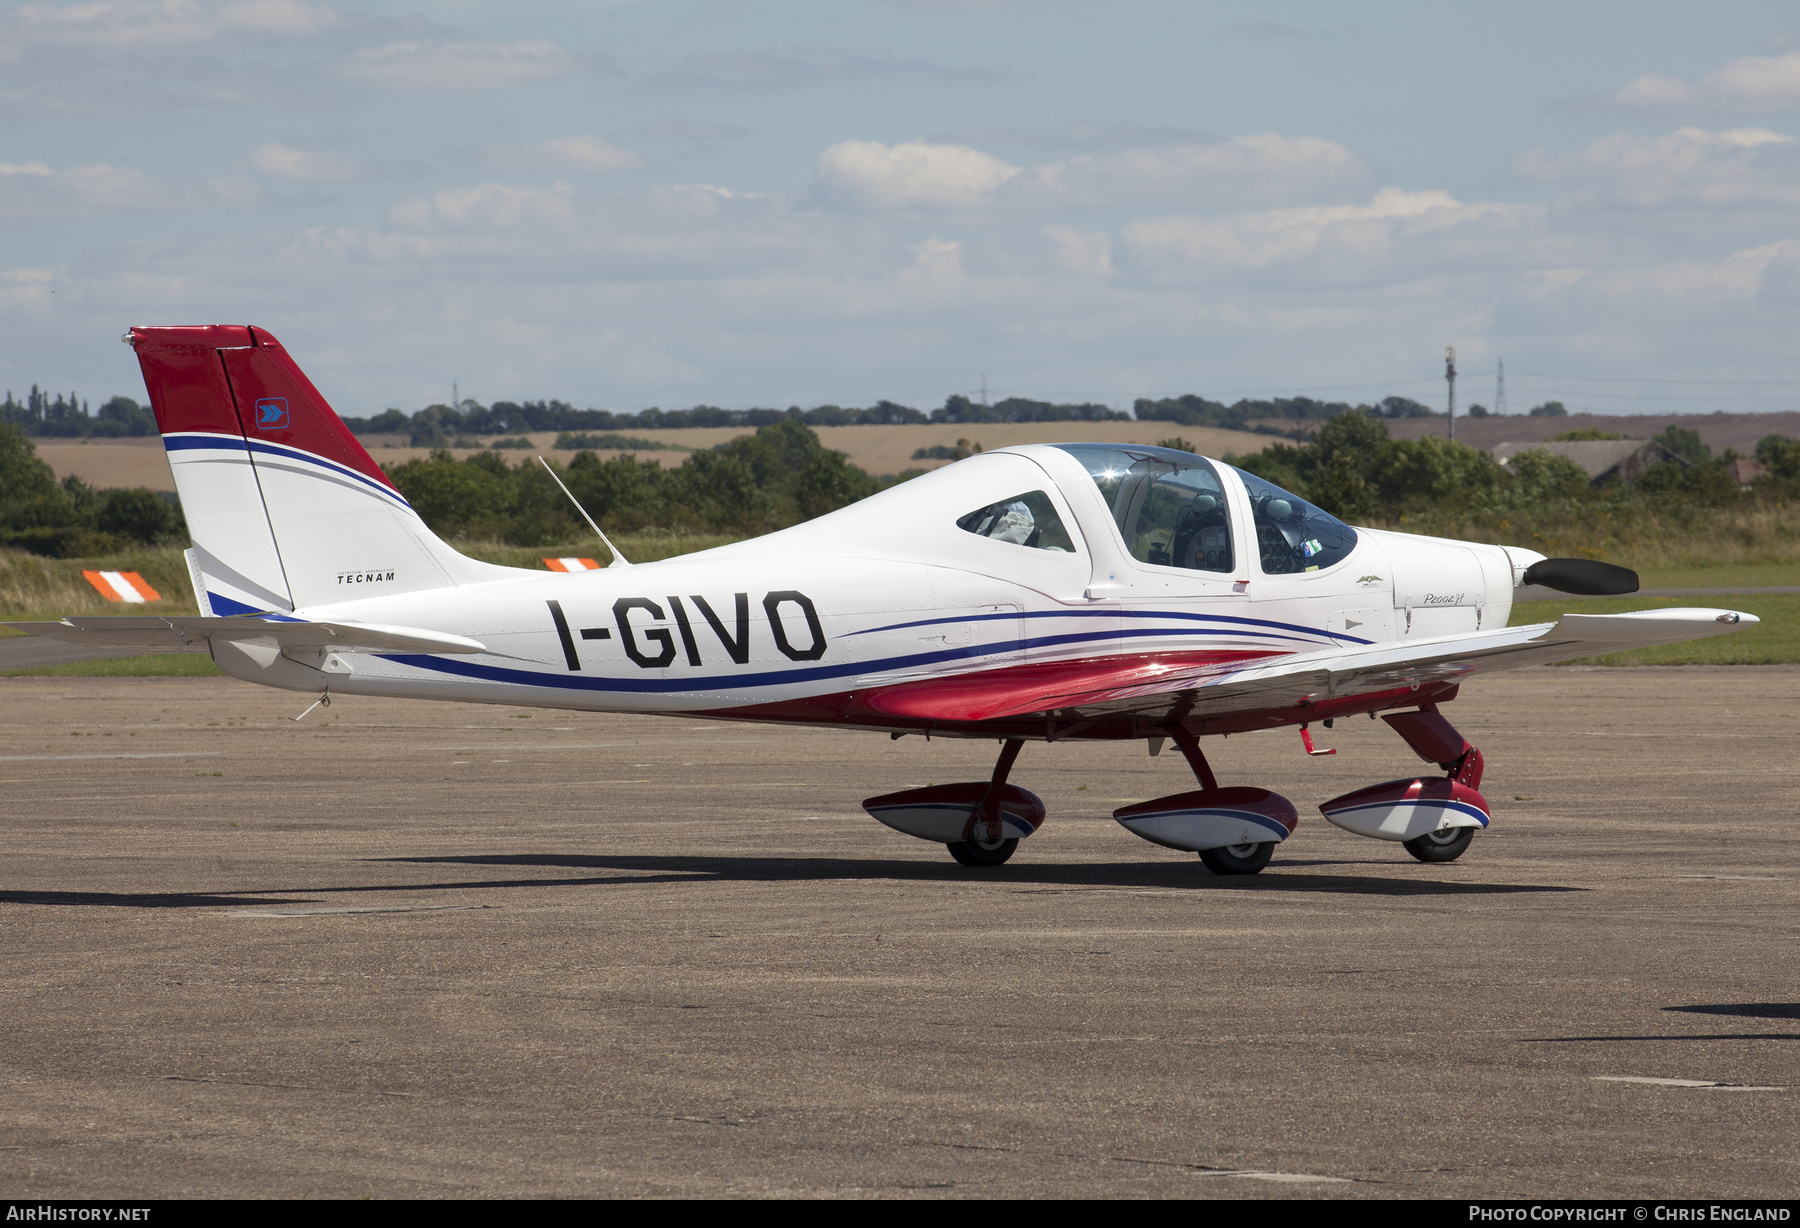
[862,649,1278,722]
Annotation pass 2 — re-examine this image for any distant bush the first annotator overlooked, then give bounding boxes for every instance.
[1653,425,1711,464]
[553,432,681,452]
[384,419,880,545]
[1551,428,1627,441]
[911,439,983,461]
[0,424,185,557]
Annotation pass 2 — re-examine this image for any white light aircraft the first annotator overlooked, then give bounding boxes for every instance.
[13,326,1759,872]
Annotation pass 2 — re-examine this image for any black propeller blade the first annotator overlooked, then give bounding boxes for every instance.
[1521,558,1640,596]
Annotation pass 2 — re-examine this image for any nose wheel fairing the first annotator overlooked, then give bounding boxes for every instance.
[1319,705,1491,849]
[1319,776,1490,842]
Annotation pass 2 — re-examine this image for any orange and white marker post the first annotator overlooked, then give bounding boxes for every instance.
[81,570,161,603]
[542,558,602,572]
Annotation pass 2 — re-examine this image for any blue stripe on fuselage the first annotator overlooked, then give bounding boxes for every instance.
[849,606,1372,647]
[381,622,1292,696]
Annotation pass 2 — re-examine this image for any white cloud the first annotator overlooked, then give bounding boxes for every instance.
[247,142,356,181]
[1123,187,1491,271]
[815,139,1019,210]
[389,183,579,232]
[3,0,345,49]
[10,122,1800,417]
[332,40,580,90]
[654,50,1001,91]
[482,136,643,174]
[895,237,966,300]
[1025,132,1366,206]
[1578,239,1800,303]
[1516,126,1800,207]
[1043,225,1112,277]
[0,267,57,313]
[1611,50,1800,110]
[0,162,161,221]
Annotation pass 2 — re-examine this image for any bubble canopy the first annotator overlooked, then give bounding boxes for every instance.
[1050,444,1357,575]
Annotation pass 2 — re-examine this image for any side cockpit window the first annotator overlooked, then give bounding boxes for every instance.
[1051,444,1234,573]
[957,490,1076,552]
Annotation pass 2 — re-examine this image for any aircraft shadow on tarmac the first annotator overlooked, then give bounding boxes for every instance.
[1524,1005,1800,1043]
[1664,1003,1800,1020]
[0,891,324,909]
[369,852,1588,898]
[0,855,1586,909]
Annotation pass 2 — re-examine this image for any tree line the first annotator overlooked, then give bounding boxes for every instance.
[10,388,1799,563]
[1,387,158,437]
[0,380,1609,445]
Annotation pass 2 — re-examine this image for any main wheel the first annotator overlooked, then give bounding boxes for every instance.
[947,838,1018,867]
[1199,840,1274,875]
[1403,826,1474,863]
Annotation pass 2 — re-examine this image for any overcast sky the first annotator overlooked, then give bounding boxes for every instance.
[5,0,1800,417]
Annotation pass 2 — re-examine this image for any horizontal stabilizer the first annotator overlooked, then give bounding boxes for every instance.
[7,617,486,656]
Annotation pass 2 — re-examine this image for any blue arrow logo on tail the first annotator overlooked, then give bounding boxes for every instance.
[255,398,289,430]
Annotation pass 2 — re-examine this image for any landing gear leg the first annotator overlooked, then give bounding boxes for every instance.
[1166,726,1219,791]
[947,739,1024,867]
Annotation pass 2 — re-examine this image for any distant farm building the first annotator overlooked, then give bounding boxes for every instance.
[1490,439,1687,486]
[1725,457,1767,487]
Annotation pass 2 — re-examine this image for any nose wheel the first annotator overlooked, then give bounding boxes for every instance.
[1403,827,1474,863]
[1199,840,1275,875]
[948,837,1018,867]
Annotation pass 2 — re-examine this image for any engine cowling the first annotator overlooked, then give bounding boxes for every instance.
[862,782,1045,844]
[1113,787,1298,852]
[1319,777,1489,842]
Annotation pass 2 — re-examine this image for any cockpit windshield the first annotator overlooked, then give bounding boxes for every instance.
[1052,444,1234,573]
[1231,467,1358,574]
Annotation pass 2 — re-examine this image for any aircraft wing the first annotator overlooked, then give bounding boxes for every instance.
[863,608,1756,724]
[6,616,487,656]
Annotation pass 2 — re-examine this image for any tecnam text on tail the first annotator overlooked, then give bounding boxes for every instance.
[12,326,1756,872]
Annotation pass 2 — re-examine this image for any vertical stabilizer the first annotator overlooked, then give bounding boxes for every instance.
[128,325,517,613]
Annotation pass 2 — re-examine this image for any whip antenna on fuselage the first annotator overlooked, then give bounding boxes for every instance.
[535,456,631,568]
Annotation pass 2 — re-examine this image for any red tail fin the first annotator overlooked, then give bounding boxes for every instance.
[130,325,394,490]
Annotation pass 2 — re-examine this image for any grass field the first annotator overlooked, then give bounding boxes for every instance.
[1,654,222,679]
[1509,593,1794,665]
[1635,562,1800,589]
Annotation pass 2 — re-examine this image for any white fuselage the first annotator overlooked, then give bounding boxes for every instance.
[212,445,1526,732]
